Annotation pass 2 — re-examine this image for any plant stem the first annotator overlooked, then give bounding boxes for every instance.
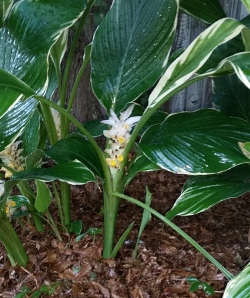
[102,186,120,258]
[39,102,58,146]
[52,181,64,226]
[45,211,63,241]
[60,182,71,227]
[0,211,28,266]
[17,181,44,232]
[113,192,234,281]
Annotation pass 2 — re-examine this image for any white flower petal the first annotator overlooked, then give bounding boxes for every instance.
[120,104,134,121]
[125,116,141,126]
[110,109,120,123]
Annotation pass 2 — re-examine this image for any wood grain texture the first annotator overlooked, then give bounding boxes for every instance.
[168,0,248,113]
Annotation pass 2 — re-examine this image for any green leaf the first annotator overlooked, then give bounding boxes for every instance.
[223,263,250,298]
[189,282,200,292]
[124,154,160,187]
[10,195,29,208]
[0,71,34,117]
[22,109,40,155]
[148,18,248,108]
[70,220,82,234]
[197,52,250,90]
[242,0,250,13]
[180,0,226,24]
[44,134,103,178]
[202,282,215,296]
[133,187,152,258]
[91,0,178,113]
[0,97,37,151]
[12,161,96,185]
[34,180,52,213]
[74,227,102,242]
[139,109,250,174]
[25,149,44,169]
[0,0,13,27]
[0,0,88,115]
[166,165,250,219]
[212,74,250,122]
[239,142,250,160]
[111,221,134,258]
[81,120,108,137]
[49,29,68,79]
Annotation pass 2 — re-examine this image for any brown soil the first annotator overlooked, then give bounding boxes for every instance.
[0,170,249,297]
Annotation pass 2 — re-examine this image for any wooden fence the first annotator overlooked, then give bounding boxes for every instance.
[168,0,248,113]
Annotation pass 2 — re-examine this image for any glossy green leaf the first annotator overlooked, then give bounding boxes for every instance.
[202,283,215,296]
[124,154,160,187]
[148,18,247,108]
[34,180,52,213]
[49,29,68,79]
[22,109,40,155]
[0,70,34,116]
[70,220,82,234]
[25,149,44,169]
[212,74,250,122]
[166,165,250,219]
[10,195,29,208]
[12,161,96,185]
[81,120,108,138]
[242,0,250,13]
[0,0,13,27]
[91,0,178,113]
[223,263,250,298]
[0,97,37,151]
[139,109,250,174]
[44,134,103,178]
[240,141,250,159]
[198,15,250,75]
[180,0,226,24]
[202,52,250,90]
[0,0,88,115]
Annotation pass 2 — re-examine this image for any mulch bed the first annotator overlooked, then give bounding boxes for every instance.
[0,170,249,297]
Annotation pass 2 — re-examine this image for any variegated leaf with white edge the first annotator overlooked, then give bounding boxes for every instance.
[148,18,248,109]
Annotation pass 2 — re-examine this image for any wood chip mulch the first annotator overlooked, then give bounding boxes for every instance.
[0,170,249,297]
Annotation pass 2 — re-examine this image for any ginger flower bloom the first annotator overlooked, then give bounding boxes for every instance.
[101,104,141,169]
[0,140,25,178]
[5,198,16,219]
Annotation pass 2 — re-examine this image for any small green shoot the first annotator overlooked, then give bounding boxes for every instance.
[74,227,102,242]
[133,186,152,258]
[70,219,83,234]
[111,221,134,258]
[16,282,60,298]
[187,276,215,296]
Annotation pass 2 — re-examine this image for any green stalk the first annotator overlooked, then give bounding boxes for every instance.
[60,181,71,227]
[114,192,234,281]
[52,181,64,226]
[0,210,28,266]
[34,96,117,257]
[45,211,62,242]
[17,181,44,232]
[102,183,121,258]
[39,102,58,146]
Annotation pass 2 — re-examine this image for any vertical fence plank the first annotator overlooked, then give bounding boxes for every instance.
[168,1,248,113]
